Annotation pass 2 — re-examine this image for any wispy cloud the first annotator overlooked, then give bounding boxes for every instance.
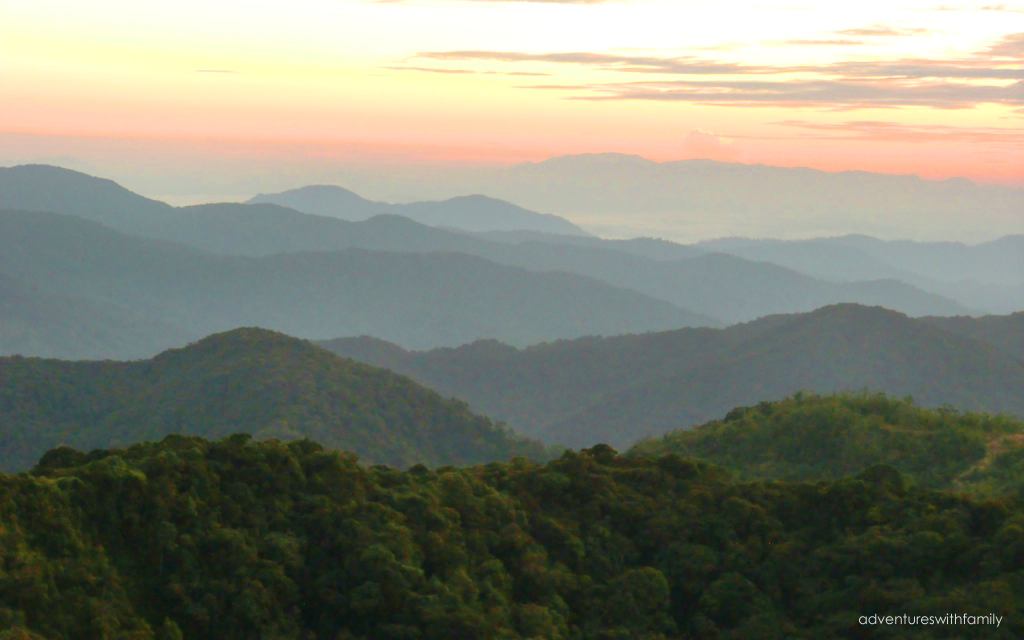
[985,32,1024,58]
[383,65,550,76]
[771,120,1024,145]
[552,79,1023,109]
[425,34,1024,109]
[680,128,744,161]
[420,51,772,74]
[836,25,931,36]
[924,4,1024,12]
[776,39,868,46]
[382,66,478,74]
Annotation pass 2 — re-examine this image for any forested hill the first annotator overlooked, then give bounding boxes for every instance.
[0,328,547,472]
[1,435,1020,638]
[630,392,1024,496]
[320,304,1024,449]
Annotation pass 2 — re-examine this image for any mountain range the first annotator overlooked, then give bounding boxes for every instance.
[4,164,1016,361]
[0,327,548,472]
[248,184,589,235]
[0,207,699,354]
[455,153,1024,241]
[320,304,1024,449]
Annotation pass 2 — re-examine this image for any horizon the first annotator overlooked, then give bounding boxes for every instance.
[2,0,1022,241]
[3,156,1022,243]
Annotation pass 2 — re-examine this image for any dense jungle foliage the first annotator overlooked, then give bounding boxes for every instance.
[0,328,548,472]
[1,434,1021,639]
[630,392,1024,497]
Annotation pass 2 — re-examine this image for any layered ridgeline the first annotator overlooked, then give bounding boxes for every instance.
[0,164,586,236]
[0,208,700,355]
[248,184,589,235]
[0,166,986,329]
[0,270,191,360]
[1,435,1021,639]
[321,304,1024,449]
[631,392,1024,496]
[468,153,1024,241]
[0,328,547,472]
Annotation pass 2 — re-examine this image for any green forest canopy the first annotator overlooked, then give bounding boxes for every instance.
[1,434,1021,639]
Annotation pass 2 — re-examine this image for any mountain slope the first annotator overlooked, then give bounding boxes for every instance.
[921,312,1024,360]
[322,305,1024,449]
[0,328,548,472]
[629,391,1024,493]
[0,270,189,360]
[0,163,173,228]
[0,209,702,351]
[0,165,976,324]
[546,304,1024,447]
[247,184,588,235]
[476,153,1024,240]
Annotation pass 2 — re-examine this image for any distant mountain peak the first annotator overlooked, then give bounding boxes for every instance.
[519,152,657,170]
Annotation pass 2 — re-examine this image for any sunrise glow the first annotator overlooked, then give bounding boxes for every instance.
[1,0,1022,190]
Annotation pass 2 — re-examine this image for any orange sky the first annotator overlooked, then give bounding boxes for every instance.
[1,0,1022,193]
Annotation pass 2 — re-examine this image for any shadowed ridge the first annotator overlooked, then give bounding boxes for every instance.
[0,327,549,472]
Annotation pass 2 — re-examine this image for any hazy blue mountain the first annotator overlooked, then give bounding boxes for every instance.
[127,204,963,323]
[698,235,1024,314]
[652,253,969,321]
[695,237,929,283]
[471,153,1024,240]
[321,304,1024,449]
[0,164,173,229]
[474,230,706,261]
[0,327,548,472]
[826,234,1024,286]
[248,184,588,235]
[246,184,380,218]
[0,270,189,360]
[0,209,702,352]
[0,164,993,322]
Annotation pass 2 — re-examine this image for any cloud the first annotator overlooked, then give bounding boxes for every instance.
[980,4,1024,12]
[195,69,240,74]
[382,65,551,76]
[776,39,867,46]
[771,120,1024,146]
[824,60,1024,80]
[419,51,770,74]
[984,32,1024,58]
[924,4,1024,12]
[561,79,1024,109]
[382,66,478,74]
[429,34,1024,109]
[836,25,930,36]
[680,128,743,161]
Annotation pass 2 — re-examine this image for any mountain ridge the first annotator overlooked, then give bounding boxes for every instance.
[0,327,549,472]
[321,304,1024,449]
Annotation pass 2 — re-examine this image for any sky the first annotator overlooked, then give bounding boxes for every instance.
[1,0,1022,223]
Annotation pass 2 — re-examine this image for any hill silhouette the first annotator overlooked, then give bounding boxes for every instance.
[630,391,1024,494]
[476,153,1024,240]
[0,327,547,472]
[0,208,703,351]
[0,269,188,359]
[248,184,588,235]
[0,165,980,327]
[322,304,1024,449]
